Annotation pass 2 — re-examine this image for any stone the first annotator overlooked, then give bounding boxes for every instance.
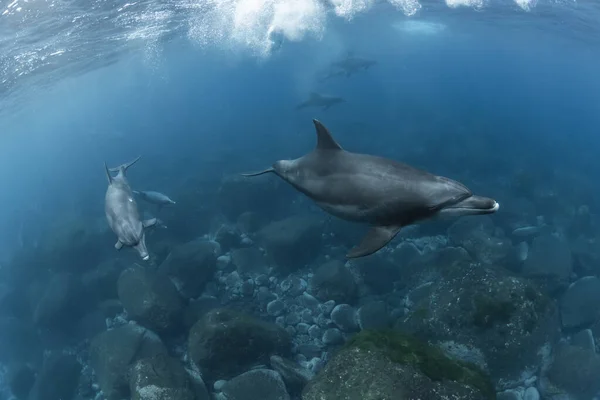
[270,355,314,394]
[129,354,195,400]
[258,215,323,272]
[90,324,168,400]
[546,343,600,399]
[158,239,218,299]
[330,304,358,332]
[523,387,539,400]
[28,353,82,400]
[322,328,344,345]
[523,234,573,279]
[231,247,269,276]
[560,276,600,329]
[571,329,596,352]
[309,260,357,304]
[357,301,390,330]
[221,369,290,400]
[188,308,291,381]
[267,300,286,317]
[302,330,494,400]
[117,265,184,333]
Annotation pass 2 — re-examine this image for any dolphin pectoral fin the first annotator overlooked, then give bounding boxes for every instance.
[104,162,113,184]
[143,218,157,229]
[240,168,275,177]
[346,225,402,258]
[115,240,123,250]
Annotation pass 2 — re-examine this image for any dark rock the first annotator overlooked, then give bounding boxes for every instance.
[183,296,221,329]
[29,353,82,400]
[546,343,600,399]
[158,239,217,299]
[33,273,84,328]
[280,277,307,298]
[571,329,595,352]
[90,324,168,400]
[129,354,195,400]
[309,260,357,304]
[231,247,269,276]
[560,276,600,330]
[117,265,184,333]
[448,216,513,265]
[188,308,291,382]
[237,211,264,234]
[295,344,322,360]
[81,258,124,304]
[270,355,314,394]
[221,369,290,400]
[395,257,559,384]
[330,304,358,333]
[322,328,344,345]
[302,330,494,400]
[258,215,323,273]
[357,301,390,330]
[7,364,35,400]
[523,234,573,280]
[349,254,401,294]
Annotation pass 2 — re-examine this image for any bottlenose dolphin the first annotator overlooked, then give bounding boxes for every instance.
[104,156,157,260]
[296,93,345,111]
[133,190,176,211]
[242,120,499,258]
[328,55,377,78]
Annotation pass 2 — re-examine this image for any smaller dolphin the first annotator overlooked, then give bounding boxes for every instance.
[296,92,346,111]
[133,190,176,211]
[104,156,157,260]
[329,55,377,78]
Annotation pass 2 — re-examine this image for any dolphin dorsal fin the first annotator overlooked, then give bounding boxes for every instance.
[312,119,343,151]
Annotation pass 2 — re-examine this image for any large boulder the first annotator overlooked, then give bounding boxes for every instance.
[188,308,291,382]
[158,239,218,299]
[117,265,184,333]
[395,248,559,384]
[542,343,600,400]
[129,354,206,400]
[522,234,573,280]
[221,369,290,400]
[309,260,357,304]
[560,276,600,330]
[302,329,494,400]
[258,215,323,273]
[28,353,82,400]
[90,324,168,400]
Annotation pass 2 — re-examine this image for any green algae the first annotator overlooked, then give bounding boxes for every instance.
[345,329,496,400]
[472,295,517,329]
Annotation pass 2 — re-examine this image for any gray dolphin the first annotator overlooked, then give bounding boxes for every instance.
[133,190,176,210]
[104,156,157,260]
[328,55,377,78]
[296,92,346,111]
[242,120,499,258]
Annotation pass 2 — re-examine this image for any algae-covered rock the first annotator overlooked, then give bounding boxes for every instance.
[90,324,168,400]
[188,308,292,382]
[129,354,195,400]
[117,265,184,333]
[395,252,558,384]
[302,329,495,400]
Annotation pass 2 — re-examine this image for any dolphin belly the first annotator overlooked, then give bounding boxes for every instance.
[314,201,375,223]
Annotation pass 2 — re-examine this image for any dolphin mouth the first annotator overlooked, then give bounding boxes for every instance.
[440,195,500,216]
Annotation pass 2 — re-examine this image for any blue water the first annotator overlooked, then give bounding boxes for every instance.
[1,0,600,398]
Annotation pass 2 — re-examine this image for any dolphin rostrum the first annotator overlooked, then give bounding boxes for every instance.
[242,120,499,258]
[133,190,176,211]
[104,156,157,260]
[296,92,346,111]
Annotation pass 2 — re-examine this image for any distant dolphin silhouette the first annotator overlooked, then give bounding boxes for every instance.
[296,92,346,111]
[241,120,499,258]
[104,156,157,260]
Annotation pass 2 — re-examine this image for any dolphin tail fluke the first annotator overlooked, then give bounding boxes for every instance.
[109,156,142,174]
[346,225,402,258]
[240,168,275,177]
